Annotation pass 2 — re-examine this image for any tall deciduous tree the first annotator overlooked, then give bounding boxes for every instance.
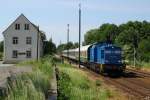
[0,41,3,52]
[44,39,56,55]
[84,21,150,62]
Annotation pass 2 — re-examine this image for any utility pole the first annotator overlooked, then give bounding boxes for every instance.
[133,32,138,67]
[79,4,81,68]
[67,24,69,59]
[37,26,39,61]
[59,40,62,45]
[134,48,136,67]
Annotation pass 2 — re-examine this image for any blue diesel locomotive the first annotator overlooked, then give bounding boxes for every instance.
[62,41,125,75]
[87,42,125,74]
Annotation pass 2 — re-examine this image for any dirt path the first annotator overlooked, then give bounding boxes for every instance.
[0,65,32,93]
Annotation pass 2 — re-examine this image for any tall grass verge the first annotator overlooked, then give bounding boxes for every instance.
[4,56,54,100]
[57,63,113,100]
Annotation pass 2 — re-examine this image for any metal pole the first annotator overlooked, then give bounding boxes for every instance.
[37,26,39,61]
[133,32,138,67]
[134,47,136,67]
[79,4,81,68]
[67,24,69,59]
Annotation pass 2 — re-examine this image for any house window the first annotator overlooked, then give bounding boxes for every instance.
[12,37,18,44]
[26,50,31,58]
[25,24,29,30]
[12,50,18,58]
[15,24,20,30]
[26,37,32,44]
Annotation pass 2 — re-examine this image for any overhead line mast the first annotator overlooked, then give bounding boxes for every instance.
[79,4,81,68]
[67,24,70,59]
[37,26,39,61]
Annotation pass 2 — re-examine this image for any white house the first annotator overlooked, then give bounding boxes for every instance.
[2,14,46,63]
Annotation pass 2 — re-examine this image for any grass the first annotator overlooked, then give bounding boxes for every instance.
[57,63,114,100]
[141,62,150,68]
[1,56,54,100]
[127,61,150,69]
[7,74,45,100]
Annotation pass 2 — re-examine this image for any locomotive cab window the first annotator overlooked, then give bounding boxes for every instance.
[101,50,104,59]
[115,50,121,54]
[105,50,111,54]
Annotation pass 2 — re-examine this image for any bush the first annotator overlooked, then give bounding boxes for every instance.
[57,71,71,100]
[57,63,112,100]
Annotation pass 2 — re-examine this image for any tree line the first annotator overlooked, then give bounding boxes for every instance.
[57,42,79,53]
[83,21,150,62]
[56,21,149,62]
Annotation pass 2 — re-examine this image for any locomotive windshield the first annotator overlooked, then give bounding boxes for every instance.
[104,47,122,64]
[105,50,121,54]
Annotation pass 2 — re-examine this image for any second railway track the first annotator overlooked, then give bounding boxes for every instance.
[126,68,150,77]
[80,63,150,99]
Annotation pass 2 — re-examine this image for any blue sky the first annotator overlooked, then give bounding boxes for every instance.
[0,0,150,46]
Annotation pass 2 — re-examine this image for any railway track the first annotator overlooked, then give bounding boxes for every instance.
[82,66,150,99]
[108,78,150,98]
[126,68,150,77]
[83,68,150,100]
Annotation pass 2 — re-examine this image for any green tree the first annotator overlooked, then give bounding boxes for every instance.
[57,42,77,53]
[73,42,79,48]
[66,42,74,49]
[84,24,119,45]
[0,41,3,52]
[44,39,56,55]
[138,39,150,62]
[84,29,99,45]
[57,44,66,53]
[84,21,150,62]
[97,23,119,42]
